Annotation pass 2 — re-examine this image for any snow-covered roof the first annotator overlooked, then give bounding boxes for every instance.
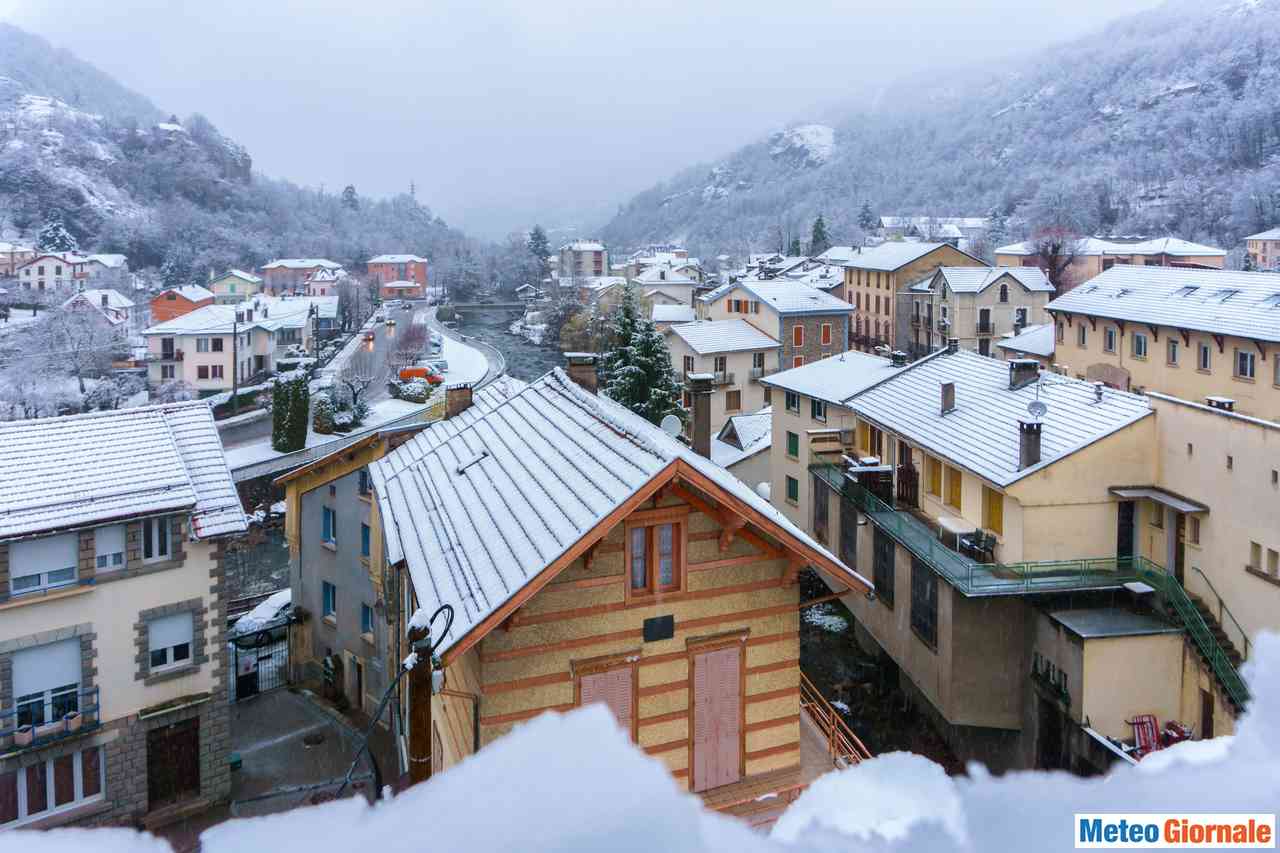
[0,400,246,540]
[651,304,697,324]
[0,242,34,254]
[85,253,127,269]
[783,263,844,291]
[307,268,346,283]
[142,295,338,336]
[880,216,989,230]
[1246,228,1280,241]
[381,280,423,290]
[1045,265,1280,343]
[216,269,263,284]
[231,589,292,637]
[578,276,627,292]
[369,370,867,657]
[668,320,779,355]
[634,263,697,285]
[849,349,1151,487]
[841,242,963,271]
[930,266,1054,294]
[561,240,605,252]
[995,323,1056,357]
[703,280,853,316]
[813,246,857,264]
[996,236,1226,258]
[711,407,772,469]
[161,284,215,302]
[20,251,89,268]
[369,254,427,263]
[66,288,134,311]
[261,258,344,271]
[761,351,904,406]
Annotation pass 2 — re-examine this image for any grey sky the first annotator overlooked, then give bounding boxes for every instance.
[4,0,1161,239]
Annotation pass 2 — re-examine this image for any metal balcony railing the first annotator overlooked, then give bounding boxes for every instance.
[749,366,776,381]
[811,463,1250,709]
[712,371,733,386]
[1,686,101,753]
[800,671,872,768]
[976,320,993,334]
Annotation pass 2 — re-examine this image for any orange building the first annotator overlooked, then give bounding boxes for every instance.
[150,284,215,323]
[367,254,428,288]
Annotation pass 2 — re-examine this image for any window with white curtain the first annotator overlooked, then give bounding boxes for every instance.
[10,534,77,595]
[94,524,126,570]
[148,613,193,671]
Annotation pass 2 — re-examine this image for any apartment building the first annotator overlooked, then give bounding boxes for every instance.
[558,240,608,285]
[697,280,853,369]
[0,242,36,277]
[842,242,985,353]
[367,365,872,805]
[1244,227,1280,271]
[81,255,130,289]
[15,253,89,293]
[996,237,1225,293]
[141,296,338,392]
[1044,265,1280,421]
[903,267,1054,357]
[766,348,1243,771]
[61,289,138,338]
[208,270,264,304]
[366,254,428,290]
[711,407,772,492]
[259,259,344,295]
[665,320,779,432]
[305,268,344,297]
[151,286,215,324]
[0,402,246,829]
[630,263,701,304]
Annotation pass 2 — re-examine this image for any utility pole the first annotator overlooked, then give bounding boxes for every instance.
[407,625,435,785]
[231,313,240,416]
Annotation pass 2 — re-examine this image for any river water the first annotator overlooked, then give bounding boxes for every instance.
[455,306,566,382]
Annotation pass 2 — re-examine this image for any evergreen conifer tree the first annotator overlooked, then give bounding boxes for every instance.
[857,200,877,232]
[527,225,551,281]
[272,375,311,452]
[810,214,831,255]
[289,376,311,450]
[38,213,78,253]
[601,282,685,426]
[788,238,802,257]
[341,185,359,210]
[271,379,291,451]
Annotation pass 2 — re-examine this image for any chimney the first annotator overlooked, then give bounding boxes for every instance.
[940,381,956,415]
[1093,381,1105,404]
[100,293,108,307]
[1018,418,1043,469]
[1206,396,1235,412]
[564,352,599,394]
[945,338,959,354]
[688,373,714,459]
[445,383,473,418]
[1008,358,1040,390]
[889,350,908,367]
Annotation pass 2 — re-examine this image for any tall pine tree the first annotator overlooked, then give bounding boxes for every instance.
[857,200,877,232]
[38,213,78,253]
[601,283,685,426]
[527,225,551,282]
[810,214,831,255]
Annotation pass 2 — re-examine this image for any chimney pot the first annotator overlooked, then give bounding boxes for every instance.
[1018,418,1043,469]
[688,372,714,459]
[1008,358,1040,390]
[890,350,908,367]
[945,338,959,354]
[564,352,599,394]
[445,383,473,418]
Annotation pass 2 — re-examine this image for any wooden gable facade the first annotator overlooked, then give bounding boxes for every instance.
[411,461,868,808]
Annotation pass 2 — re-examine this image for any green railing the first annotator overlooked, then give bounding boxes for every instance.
[812,463,1250,709]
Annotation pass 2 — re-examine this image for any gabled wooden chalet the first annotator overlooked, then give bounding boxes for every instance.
[368,362,872,818]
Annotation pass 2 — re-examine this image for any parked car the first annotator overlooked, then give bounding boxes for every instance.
[425,358,449,374]
[364,331,376,342]
[399,365,444,385]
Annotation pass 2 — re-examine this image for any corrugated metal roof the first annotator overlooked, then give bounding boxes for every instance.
[935,266,1053,294]
[760,351,904,406]
[840,242,956,271]
[369,370,865,656]
[669,320,778,354]
[1045,265,1280,343]
[0,401,246,540]
[849,349,1152,487]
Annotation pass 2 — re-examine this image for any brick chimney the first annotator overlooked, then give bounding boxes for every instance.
[445,383,473,418]
[1018,418,1042,469]
[688,373,714,459]
[564,352,599,394]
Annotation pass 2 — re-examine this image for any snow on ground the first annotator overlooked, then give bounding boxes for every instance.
[20,633,1280,853]
[0,310,43,337]
[802,603,848,634]
[442,332,489,385]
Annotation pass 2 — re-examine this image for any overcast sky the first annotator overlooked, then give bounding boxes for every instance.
[4,0,1160,239]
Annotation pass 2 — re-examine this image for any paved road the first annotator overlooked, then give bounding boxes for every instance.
[422,305,506,386]
[219,305,412,451]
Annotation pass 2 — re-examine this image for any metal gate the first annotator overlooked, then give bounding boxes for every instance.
[230,619,291,702]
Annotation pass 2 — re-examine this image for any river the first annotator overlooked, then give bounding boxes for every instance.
[454,306,567,382]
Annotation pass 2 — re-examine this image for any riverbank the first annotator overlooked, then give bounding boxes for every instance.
[452,306,566,382]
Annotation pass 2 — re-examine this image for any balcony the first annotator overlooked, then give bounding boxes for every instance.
[810,463,1249,708]
[147,349,184,362]
[749,366,777,382]
[976,320,993,335]
[1,686,101,754]
[712,371,734,386]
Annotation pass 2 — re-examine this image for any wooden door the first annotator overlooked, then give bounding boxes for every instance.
[579,667,635,740]
[147,718,200,809]
[1174,513,1186,585]
[692,645,742,793]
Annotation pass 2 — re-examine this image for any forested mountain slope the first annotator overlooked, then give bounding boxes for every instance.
[602,0,1280,258]
[0,24,472,282]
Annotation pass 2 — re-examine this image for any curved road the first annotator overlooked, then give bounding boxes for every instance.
[421,305,505,387]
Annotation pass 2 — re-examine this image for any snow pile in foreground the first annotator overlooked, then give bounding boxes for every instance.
[22,634,1280,853]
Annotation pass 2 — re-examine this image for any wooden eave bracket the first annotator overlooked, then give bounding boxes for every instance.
[782,554,807,586]
[719,517,746,552]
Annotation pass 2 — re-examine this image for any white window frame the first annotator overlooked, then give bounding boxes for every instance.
[1,747,104,828]
[93,524,126,571]
[323,581,337,619]
[1235,348,1256,380]
[1104,327,1117,353]
[1167,338,1179,365]
[784,391,800,414]
[1132,332,1148,359]
[147,613,194,673]
[811,399,827,423]
[9,533,78,596]
[196,337,210,353]
[1077,324,1086,347]
[13,640,81,730]
[141,516,171,563]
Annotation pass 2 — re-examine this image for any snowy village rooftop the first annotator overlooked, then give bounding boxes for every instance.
[141,294,337,336]
[669,319,779,354]
[0,400,246,540]
[995,235,1226,258]
[260,258,344,270]
[368,254,428,263]
[840,241,975,271]
[701,280,852,316]
[368,369,868,659]
[760,350,905,407]
[918,266,1054,294]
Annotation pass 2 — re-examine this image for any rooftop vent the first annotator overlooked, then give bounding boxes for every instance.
[940,381,956,415]
[1206,396,1235,412]
[1008,358,1040,391]
[890,350,909,367]
[1093,382,1105,404]
[945,338,959,354]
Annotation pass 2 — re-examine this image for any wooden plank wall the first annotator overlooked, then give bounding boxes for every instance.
[473,497,801,788]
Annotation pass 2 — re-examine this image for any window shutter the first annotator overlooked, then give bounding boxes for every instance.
[580,668,633,738]
[692,653,712,791]
[13,640,80,696]
[148,613,193,652]
[10,534,77,582]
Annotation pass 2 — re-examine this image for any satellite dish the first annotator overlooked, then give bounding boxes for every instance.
[1027,400,1048,420]
[660,414,683,437]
